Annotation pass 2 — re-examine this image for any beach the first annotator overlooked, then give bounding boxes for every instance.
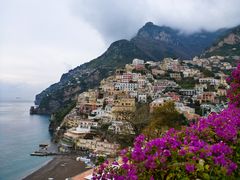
[23,155,90,180]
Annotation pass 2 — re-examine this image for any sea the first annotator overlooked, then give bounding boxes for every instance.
[0,100,52,180]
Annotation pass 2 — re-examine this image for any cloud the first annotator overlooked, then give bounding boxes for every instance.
[71,0,240,42]
[1,0,240,100]
[0,0,107,99]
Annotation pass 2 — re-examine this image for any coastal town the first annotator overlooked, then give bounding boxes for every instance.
[26,54,238,179]
[3,1,240,179]
[54,55,235,158]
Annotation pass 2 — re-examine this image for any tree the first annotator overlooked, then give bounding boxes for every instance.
[114,103,150,135]
[201,68,215,77]
[143,101,186,139]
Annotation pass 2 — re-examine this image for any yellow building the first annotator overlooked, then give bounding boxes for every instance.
[76,138,120,155]
[76,90,100,114]
[112,98,136,112]
[65,116,80,128]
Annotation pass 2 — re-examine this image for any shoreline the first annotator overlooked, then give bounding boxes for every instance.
[21,157,53,179]
[23,155,90,180]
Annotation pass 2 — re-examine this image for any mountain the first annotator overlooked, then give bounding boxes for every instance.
[34,40,150,114]
[131,22,228,60]
[34,22,231,122]
[204,25,240,57]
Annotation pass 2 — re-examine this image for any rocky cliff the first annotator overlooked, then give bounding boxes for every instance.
[204,25,240,57]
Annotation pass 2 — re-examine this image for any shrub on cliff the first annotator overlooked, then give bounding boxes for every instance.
[227,63,240,107]
[92,64,240,179]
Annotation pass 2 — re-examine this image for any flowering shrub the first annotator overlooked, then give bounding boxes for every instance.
[227,63,240,107]
[93,64,240,179]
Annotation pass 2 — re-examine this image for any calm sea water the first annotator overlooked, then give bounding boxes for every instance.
[0,101,52,180]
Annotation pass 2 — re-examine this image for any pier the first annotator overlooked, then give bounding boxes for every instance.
[30,151,59,156]
[31,143,60,156]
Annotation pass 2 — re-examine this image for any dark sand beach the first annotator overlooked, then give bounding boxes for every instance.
[23,156,90,180]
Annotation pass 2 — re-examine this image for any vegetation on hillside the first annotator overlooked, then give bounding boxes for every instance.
[49,100,76,134]
[34,22,231,121]
[204,26,240,57]
[143,101,187,140]
[93,64,240,179]
[176,77,197,89]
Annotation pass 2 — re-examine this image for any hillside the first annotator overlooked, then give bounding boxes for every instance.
[35,40,150,115]
[33,22,231,122]
[131,22,228,59]
[204,25,240,57]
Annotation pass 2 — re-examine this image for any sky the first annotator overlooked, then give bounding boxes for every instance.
[0,0,240,101]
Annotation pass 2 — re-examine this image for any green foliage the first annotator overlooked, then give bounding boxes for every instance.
[151,101,186,128]
[95,156,106,166]
[132,69,147,75]
[39,96,51,109]
[206,44,240,57]
[204,26,240,57]
[100,130,135,148]
[54,100,76,123]
[99,123,111,131]
[193,101,202,116]
[223,69,233,76]
[134,103,151,134]
[177,77,197,89]
[88,40,150,70]
[116,134,135,148]
[144,101,187,139]
[114,103,150,136]
[201,68,215,77]
[39,89,64,109]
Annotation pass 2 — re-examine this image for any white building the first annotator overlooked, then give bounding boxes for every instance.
[138,93,147,103]
[179,89,196,96]
[182,69,200,78]
[89,107,106,119]
[108,121,134,135]
[132,58,144,65]
[137,79,146,88]
[195,84,207,95]
[199,78,219,86]
[63,121,95,143]
[114,82,138,91]
[129,91,138,98]
[150,97,172,112]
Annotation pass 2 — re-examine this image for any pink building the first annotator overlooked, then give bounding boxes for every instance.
[121,73,133,83]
